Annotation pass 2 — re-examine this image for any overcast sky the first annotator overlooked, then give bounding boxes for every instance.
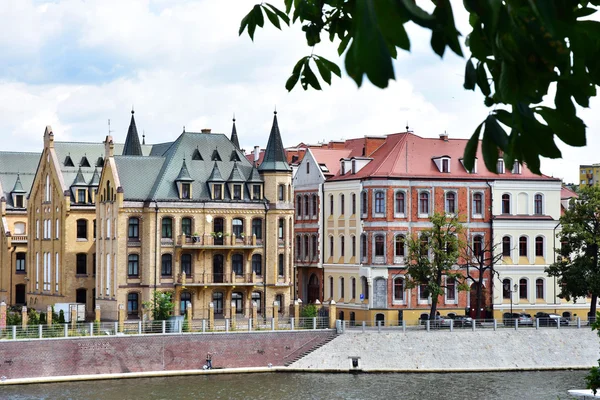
[1,0,598,184]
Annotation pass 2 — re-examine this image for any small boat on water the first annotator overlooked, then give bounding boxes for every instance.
[569,389,600,398]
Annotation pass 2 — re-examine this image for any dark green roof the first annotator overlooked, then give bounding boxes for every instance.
[0,152,40,209]
[230,118,240,150]
[175,159,194,182]
[12,174,26,193]
[122,110,143,156]
[72,167,87,186]
[247,166,263,183]
[207,161,224,182]
[89,168,101,186]
[227,162,245,182]
[258,112,291,172]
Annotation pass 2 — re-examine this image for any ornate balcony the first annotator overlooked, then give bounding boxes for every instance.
[176,271,262,286]
[176,234,262,250]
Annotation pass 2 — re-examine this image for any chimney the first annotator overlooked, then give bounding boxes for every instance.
[253,146,260,162]
[439,132,449,141]
[201,128,211,133]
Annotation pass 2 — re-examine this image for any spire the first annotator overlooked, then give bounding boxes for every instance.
[89,168,101,187]
[175,159,194,182]
[207,161,224,182]
[258,110,291,172]
[122,109,143,156]
[12,174,25,193]
[142,131,146,145]
[227,161,245,182]
[72,166,87,186]
[247,166,263,183]
[230,115,240,150]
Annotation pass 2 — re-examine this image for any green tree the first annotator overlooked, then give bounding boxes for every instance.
[405,212,464,320]
[143,291,175,321]
[587,312,600,394]
[546,185,600,323]
[240,1,599,173]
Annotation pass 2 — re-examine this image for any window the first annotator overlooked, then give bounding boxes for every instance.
[304,196,309,216]
[128,254,139,277]
[162,218,173,239]
[497,159,505,174]
[395,235,405,257]
[93,219,96,239]
[76,253,87,275]
[232,254,243,275]
[351,193,356,215]
[395,192,405,214]
[252,218,262,239]
[128,217,139,239]
[312,195,318,217]
[180,292,192,315]
[76,219,87,239]
[442,158,449,173]
[536,279,544,299]
[394,278,404,301]
[304,236,309,260]
[502,279,511,299]
[180,217,192,237]
[534,194,543,215]
[252,254,262,275]
[419,284,429,300]
[295,236,301,260]
[329,195,334,215]
[306,162,310,173]
[93,253,96,275]
[361,191,367,214]
[161,254,172,276]
[15,195,23,208]
[340,277,345,298]
[214,184,222,199]
[232,218,243,237]
[13,222,25,235]
[446,278,456,301]
[535,236,544,257]
[181,254,192,275]
[329,236,334,257]
[213,292,224,315]
[420,235,429,257]
[501,194,510,214]
[375,191,385,214]
[445,192,456,214]
[329,276,334,299]
[252,185,261,200]
[16,252,26,272]
[502,236,511,257]
[473,193,483,215]
[278,253,284,276]
[278,219,284,240]
[340,194,345,215]
[78,189,86,203]
[519,278,527,299]
[375,234,385,257]
[351,235,356,257]
[473,235,483,258]
[361,276,369,299]
[233,184,241,200]
[351,277,356,299]
[182,183,191,199]
[519,236,528,257]
[231,292,243,313]
[278,184,284,201]
[127,293,139,316]
[419,192,429,215]
[361,234,367,261]
[339,235,345,258]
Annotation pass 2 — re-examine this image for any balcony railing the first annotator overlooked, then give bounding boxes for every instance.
[177,272,261,285]
[176,234,261,248]
[10,235,27,243]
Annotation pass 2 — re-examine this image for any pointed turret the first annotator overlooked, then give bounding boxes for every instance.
[258,111,291,172]
[230,116,240,150]
[122,109,143,156]
[72,166,87,186]
[207,161,224,182]
[227,161,245,182]
[247,166,263,182]
[89,167,101,187]
[12,174,25,193]
[175,159,194,182]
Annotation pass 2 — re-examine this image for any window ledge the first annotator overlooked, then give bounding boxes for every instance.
[394,213,406,219]
[77,238,89,241]
[392,300,406,305]
[418,213,429,219]
[472,213,483,219]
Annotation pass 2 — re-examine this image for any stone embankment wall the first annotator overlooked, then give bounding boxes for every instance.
[291,329,600,371]
[0,330,335,379]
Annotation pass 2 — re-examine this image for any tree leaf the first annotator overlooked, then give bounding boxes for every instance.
[537,106,587,147]
[301,63,322,90]
[264,3,290,25]
[374,0,411,52]
[476,62,490,96]
[286,57,309,91]
[400,0,434,28]
[338,35,351,55]
[463,122,483,173]
[262,6,281,30]
[315,55,341,77]
[482,116,500,173]
[486,114,509,151]
[314,57,332,85]
[239,8,255,38]
[464,59,476,90]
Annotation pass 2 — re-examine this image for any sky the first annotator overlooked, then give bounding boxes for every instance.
[1,0,598,184]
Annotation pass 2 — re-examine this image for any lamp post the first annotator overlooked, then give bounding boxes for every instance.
[510,283,518,315]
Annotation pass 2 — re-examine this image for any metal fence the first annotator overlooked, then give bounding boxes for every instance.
[339,317,593,333]
[0,317,330,341]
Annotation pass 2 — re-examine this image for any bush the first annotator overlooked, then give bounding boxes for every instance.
[6,312,21,326]
[39,312,47,325]
[300,304,318,318]
[58,310,65,324]
[28,309,40,325]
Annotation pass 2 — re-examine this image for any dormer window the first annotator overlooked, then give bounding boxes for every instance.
[181,183,191,199]
[352,160,356,174]
[432,156,451,173]
[64,155,74,167]
[213,184,223,200]
[233,184,242,200]
[459,157,477,174]
[442,158,449,173]
[497,159,505,174]
[192,149,202,160]
[341,161,346,175]
[252,184,262,200]
[512,162,521,174]
[15,195,24,208]
[80,156,90,167]
[77,189,87,203]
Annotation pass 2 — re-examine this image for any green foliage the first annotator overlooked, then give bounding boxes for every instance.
[239,1,599,174]
[6,311,21,326]
[300,304,318,318]
[39,311,47,325]
[142,291,175,321]
[183,312,191,332]
[28,308,40,325]
[546,185,600,320]
[587,312,600,394]
[405,213,464,320]
[58,309,65,324]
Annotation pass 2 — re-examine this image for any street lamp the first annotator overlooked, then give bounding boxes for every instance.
[510,283,518,315]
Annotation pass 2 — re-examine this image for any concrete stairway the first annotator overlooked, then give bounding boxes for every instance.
[283,331,338,366]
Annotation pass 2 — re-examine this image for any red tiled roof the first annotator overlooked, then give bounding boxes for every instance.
[561,186,578,199]
[310,148,352,176]
[328,132,560,181]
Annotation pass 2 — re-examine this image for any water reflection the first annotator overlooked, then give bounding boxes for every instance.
[2,370,587,400]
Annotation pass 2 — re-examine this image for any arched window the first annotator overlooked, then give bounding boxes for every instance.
[329,276,334,299]
[535,236,544,257]
[340,277,345,298]
[473,193,483,215]
[161,254,172,276]
[375,191,385,214]
[502,194,511,214]
[295,235,301,260]
[519,278,527,299]
[446,278,456,301]
[536,278,544,299]
[360,234,367,261]
[502,236,511,257]
[232,292,243,313]
[351,235,356,257]
[351,277,356,299]
[329,194,334,215]
[213,292,224,314]
[519,236,528,257]
[361,276,369,299]
[395,191,405,214]
[311,235,318,260]
[232,218,243,237]
[128,217,139,239]
[304,235,309,260]
[252,218,262,239]
[128,254,139,277]
[232,254,243,275]
[351,193,356,215]
[161,217,173,239]
[278,253,284,276]
[395,235,405,257]
[419,192,429,215]
[312,195,318,217]
[445,192,456,214]
[394,278,404,301]
[296,196,302,216]
[340,235,345,257]
[181,217,192,237]
[502,279,511,299]
[534,194,543,215]
[329,235,334,258]
[304,195,309,216]
[180,292,192,315]
[375,234,385,257]
[340,194,345,215]
[473,235,483,257]
[181,253,192,275]
[252,254,262,275]
[361,191,368,214]
[127,293,139,316]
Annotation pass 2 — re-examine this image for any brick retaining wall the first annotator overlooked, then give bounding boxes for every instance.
[0,330,336,379]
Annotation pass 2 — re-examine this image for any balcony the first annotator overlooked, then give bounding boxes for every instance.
[176,272,262,286]
[176,234,262,250]
[10,235,27,244]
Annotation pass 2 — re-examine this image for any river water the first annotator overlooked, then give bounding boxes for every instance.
[2,370,588,400]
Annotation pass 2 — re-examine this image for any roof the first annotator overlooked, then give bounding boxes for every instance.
[310,148,352,176]
[0,152,40,209]
[258,112,291,172]
[122,111,143,156]
[328,132,560,182]
[230,119,240,150]
[175,159,193,182]
[561,186,578,199]
[114,156,166,200]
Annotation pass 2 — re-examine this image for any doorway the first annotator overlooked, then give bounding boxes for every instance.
[15,284,25,305]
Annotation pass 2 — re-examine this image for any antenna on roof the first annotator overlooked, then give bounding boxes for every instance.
[108,119,114,135]
[183,126,186,133]
[142,131,145,145]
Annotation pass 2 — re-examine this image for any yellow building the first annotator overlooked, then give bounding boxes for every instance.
[579,164,600,189]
